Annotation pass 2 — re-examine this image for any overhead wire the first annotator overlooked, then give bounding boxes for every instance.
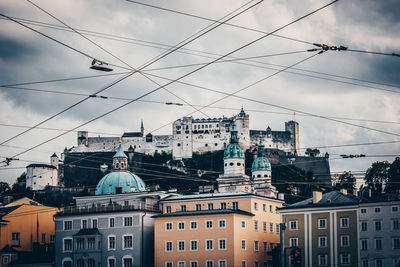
[0,0,262,148]
[3,0,339,161]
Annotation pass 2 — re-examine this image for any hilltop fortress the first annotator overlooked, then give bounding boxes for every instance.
[71,108,300,160]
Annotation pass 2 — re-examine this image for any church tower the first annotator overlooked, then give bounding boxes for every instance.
[252,138,278,198]
[217,122,251,193]
[113,139,128,171]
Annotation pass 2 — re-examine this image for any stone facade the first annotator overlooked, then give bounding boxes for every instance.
[71,108,300,160]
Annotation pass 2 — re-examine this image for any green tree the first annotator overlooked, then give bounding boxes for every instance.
[386,157,400,194]
[337,171,356,191]
[0,181,10,194]
[365,161,390,195]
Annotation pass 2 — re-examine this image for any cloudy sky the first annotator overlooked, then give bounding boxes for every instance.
[0,0,399,185]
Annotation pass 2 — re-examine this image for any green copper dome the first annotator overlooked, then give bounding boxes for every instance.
[252,139,271,171]
[113,144,127,158]
[95,171,146,195]
[224,123,244,159]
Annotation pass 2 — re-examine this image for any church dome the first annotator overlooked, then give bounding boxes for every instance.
[252,157,271,171]
[95,143,146,195]
[95,171,146,195]
[224,123,244,159]
[252,138,271,171]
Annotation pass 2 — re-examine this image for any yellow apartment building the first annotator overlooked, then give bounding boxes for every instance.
[154,192,283,267]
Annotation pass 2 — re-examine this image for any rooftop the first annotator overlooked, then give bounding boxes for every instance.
[161,191,283,202]
[152,209,254,218]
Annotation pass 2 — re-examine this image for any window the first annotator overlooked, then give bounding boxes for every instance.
[361,239,368,250]
[190,221,198,230]
[232,202,238,210]
[178,262,185,267]
[374,207,381,213]
[218,260,227,267]
[178,222,185,230]
[361,259,369,267]
[82,219,87,229]
[108,258,116,267]
[76,237,85,250]
[276,223,280,233]
[123,257,133,267]
[165,262,173,267]
[88,259,95,267]
[255,262,259,267]
[392,206,399,212]
[393,238,400,249]
[375,259,383,267]
[254,241,259,251]
[263,222,267,232]
[166,222,173,231]
[190,261,198,267]
[269,205,273,212]
[109,218,115,228]
[206,239,213,251]
[218,219,226,228]
[241,221,246,229]
[393,219,399,230]
[206,261,214,267]
[263,204,266,212]
[206,220,213,229]
[375,239,382,250]
[241,239,246,250]
[190,240,198,251]
[340,217,349,228]
[375,221,382,231]
[361,221,368,231]
[195,204,201,211]
[123,235,133,249]
[63,258,72,267]
[108,235,116,250]
[341,235,349,247]
[92,219,98,228]
[318,219,327,229]
[63,238,72,252]
[289,220,298,230]
[254,202,258,210]
[361,208,367,214]
[64,220,72,230]
[263,242,268,252]
[50,235,55,243]
[41,233,46,243]
[166,206,171,213]
[340,254,350,265]
[319,236,327,248]
[289,238,298,247]
[208,203,214,210]
[254,220,258,231]
[220,202,226,209]
[87,237,95,249]
[318,255,327,266]
[181,205,186,212]
[165,241,173,252]
[270,223,274,233]
[77,259,84,267]
[178,240,185,251]
[241,261,247,267]
[218,239,226,250]
[124,217,133,226]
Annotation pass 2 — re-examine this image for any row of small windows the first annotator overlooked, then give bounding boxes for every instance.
[224,162,242,167]
[63,235,134,252]
[254,203,276,213]
[165,239,227,252]
[193,124,219,129]
[11,232,54,246]
[360,237,400,250]
[165,260,227,267]
[62,256,133,267]
[165,220,226,231]
[63,217,133,231]
[315,254,351,266]
[360,219,400,231]
[288,218,343,231]
[165,202,239,213]
[360,206,399,214]
[251,220,280,233]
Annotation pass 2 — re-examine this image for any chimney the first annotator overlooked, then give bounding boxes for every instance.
[340,188,347,195]
[312,191,322,204]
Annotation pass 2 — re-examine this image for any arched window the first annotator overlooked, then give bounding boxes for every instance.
[257,174,261,178]
[115,163,119,169]
[237,162,241,166]
[229,162,234,166]
[121,163,124,169]
[264,174,268,177]
[224,163,227,167]
[123,256,133,267]
[62,258,72,267]
[76,259,84,267]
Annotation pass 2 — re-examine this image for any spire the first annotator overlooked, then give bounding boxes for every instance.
[239,106,246,116]
[113,144,127,159]
[140,119,144,134]
[257,137,266,158]
[230,120,239,144]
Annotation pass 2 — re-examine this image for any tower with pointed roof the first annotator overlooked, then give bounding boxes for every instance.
[252,138,278,198]
[217,122,251,193]
[140,119,144,136]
